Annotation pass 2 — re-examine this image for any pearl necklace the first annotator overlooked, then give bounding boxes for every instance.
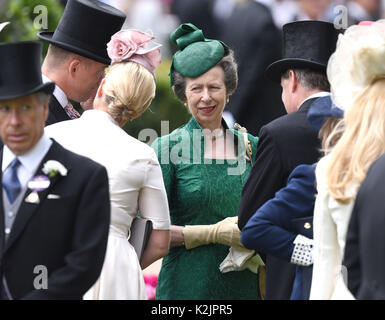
[204,127,225,140]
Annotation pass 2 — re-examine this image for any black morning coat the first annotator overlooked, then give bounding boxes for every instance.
[238,97,322,300]
[344,153,385,299]
[45,95,71,126]
[0,140,110,299]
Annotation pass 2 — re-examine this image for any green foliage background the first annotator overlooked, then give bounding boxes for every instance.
[0,0,191,140]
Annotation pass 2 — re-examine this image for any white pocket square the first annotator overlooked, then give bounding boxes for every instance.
[25,192,40,204]
[47,194,61,199]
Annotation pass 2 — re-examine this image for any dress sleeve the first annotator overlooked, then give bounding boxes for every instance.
[238,126,285,229]
[241,164,316,261]
[138,144,171,230]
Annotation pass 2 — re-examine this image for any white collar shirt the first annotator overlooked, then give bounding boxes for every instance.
[42,74,68,109]
[2,133,53,189]
[300,92,331,109]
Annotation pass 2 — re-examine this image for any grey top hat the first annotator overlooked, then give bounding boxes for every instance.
[37,0,126,64]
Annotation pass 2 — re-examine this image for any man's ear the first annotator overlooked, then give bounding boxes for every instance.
[43,98,49,122]
[68,59,81,78]
[289,69,298,93]
[96,78,106,98]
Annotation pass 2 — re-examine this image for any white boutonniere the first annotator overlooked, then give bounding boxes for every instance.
[0,22,10,33]
[42,160,68,178]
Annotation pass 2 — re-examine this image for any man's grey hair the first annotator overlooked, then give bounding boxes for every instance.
[35,91,51,105]
[282,68,330,92]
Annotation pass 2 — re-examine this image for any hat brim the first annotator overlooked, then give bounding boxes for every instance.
[0,82,55,101]
[265,58,326,83]
[37,32,111,65]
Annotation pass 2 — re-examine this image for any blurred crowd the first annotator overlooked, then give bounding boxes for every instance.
[96,0,384,57]
[89,0,384,135]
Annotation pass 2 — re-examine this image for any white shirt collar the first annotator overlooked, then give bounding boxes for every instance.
[2,133,53,174]
[42,74,68,109]
[300,92,330,107]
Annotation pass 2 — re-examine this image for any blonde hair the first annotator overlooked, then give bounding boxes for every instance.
[320,117,345,155]
[326,78,385,203]
[103,61,156,124]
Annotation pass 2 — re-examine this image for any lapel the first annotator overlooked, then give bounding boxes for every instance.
[3,141,71,254]
[46,95,71,125]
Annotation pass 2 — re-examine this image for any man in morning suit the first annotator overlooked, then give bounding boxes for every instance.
[343,153,385,299]
[37,0,126,125]
[0,41,110,300]
[238,21,340,300]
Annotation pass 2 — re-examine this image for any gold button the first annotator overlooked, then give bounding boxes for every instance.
[304,222,311,229]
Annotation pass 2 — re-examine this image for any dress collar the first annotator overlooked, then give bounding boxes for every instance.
[185,116,230,133]
[80,109,120,127]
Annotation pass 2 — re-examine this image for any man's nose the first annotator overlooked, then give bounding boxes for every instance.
[9,109,21,125]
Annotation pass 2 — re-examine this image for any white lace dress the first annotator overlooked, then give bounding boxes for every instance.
[45,110,170,299]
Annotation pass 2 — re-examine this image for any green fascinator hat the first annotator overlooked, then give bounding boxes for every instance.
[169,23,229,86]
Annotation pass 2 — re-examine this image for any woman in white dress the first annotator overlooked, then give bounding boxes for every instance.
[310,20,385,299]
[45,29,171,300]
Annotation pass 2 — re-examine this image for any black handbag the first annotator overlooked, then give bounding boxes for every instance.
[129,217,153,263]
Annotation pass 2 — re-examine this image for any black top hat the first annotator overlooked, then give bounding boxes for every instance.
[0,42,55,100]
[37,0,126,64]
[265,20,341,83]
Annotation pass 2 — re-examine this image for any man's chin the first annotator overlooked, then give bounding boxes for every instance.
[6,145,26,156]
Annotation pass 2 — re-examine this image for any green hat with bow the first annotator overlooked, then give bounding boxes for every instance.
[169,23,229,86]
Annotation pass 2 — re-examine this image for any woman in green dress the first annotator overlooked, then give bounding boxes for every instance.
[152,23,261,300]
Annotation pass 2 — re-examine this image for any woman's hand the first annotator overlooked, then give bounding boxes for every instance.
[183,216,242,249]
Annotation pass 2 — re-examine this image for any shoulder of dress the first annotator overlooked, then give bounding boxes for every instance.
[246,132,259,146]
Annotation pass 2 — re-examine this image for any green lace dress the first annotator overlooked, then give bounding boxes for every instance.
[152,117,260,300]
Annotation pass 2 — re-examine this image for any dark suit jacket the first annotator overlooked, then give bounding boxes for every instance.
[241,164,316,300]
[0,140,110,299]
[238,97,321,299]
[219,1,285,135]
[344,153,385,299]
[46,95,71,126]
